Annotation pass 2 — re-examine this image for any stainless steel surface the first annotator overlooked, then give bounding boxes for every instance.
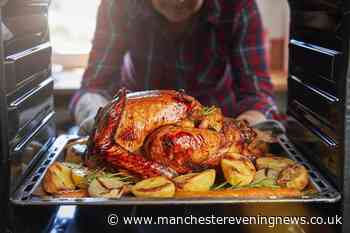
[10,134,341,206]
[289,106,338,148]
[7,77,54,143]
[290,75,339,103]
[4,42,51,93]
[0,7,10,233]
[9,112,55,192]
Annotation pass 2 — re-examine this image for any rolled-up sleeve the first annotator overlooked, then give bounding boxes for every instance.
[69,0,129,113]
[230,0,278,119]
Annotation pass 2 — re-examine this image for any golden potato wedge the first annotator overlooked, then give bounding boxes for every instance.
[132,176,175,198]
[246,139,269,156]
[250,169,281,189]
[221,157,256,186]
[267,169,280,179]
[61,162,83,170]
[224,152,246,160]
[88,177,127,198]
[42,162,76,194]
[253,168,280,183]
[72,168,90,189]
[253,169,268,184]
[225,152,258,163]
[277,164,309,191]
[173,169,216,192]
[256,156,295,172]
[65,138,88,163]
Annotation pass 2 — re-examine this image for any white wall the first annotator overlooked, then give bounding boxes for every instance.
[255,0,290,39]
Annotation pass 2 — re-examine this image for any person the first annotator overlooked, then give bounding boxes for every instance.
[70,0,278,134]
[71,0,278,232]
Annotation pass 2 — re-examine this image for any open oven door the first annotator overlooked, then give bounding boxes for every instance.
[286,0,350,232]
[0,1,58,232]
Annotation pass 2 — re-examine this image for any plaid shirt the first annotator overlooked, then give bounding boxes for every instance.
[71,0,277,118]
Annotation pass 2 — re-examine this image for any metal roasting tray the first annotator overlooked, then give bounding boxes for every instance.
[11,134,341,206]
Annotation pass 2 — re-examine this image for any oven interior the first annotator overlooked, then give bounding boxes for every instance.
[1,0,350,233]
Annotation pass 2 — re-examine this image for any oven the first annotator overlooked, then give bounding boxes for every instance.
[1,0,350,233]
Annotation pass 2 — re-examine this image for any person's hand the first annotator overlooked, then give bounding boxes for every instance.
[74,92,109,136]
[236,110,266,126]
[78,114,97,136]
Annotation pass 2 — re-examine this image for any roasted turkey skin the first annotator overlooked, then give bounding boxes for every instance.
[144,125,227,174]
[114,90,202,152]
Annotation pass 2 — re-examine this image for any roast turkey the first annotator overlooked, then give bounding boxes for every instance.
[88,89,268,178]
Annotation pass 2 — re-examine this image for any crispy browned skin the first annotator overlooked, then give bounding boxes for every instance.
[144,126,226,174]
[143,119,268,174]
[115,90,201,152]
[222,118,269,157]
[175,188,302,198]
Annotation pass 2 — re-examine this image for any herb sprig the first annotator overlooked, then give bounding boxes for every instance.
[212,178,281,190]
[86,168,137,185]
[201,106,216,116]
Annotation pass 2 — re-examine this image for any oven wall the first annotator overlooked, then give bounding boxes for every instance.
[341,1,350,232]
[0,36,10,233]
[0,2,11,233]
[287,0,343,186]
[287,0,349,232]
[2,0,56,194]
[0,0,57,232]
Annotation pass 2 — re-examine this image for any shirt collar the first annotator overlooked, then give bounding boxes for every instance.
[134,0,222,25]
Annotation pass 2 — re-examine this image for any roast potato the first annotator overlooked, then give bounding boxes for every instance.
[132,176,175,198]
[65,137,88,164]
[277,164,309,191]
[254,168,280,183]
[221,157,256,186]
[88,177,127,198]
[267,169,280,179]
[60,162,83,170]
[224,152,246,160]
[250,168,281,189]
[253,169,268,184]
[42,162,76,194]
[173,169,216,192]
[256,156,295,172]
[245,139,269,157]
[71,167,90,189]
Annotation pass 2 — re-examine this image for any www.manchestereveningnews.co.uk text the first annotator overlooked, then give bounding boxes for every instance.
[107,214,342,228]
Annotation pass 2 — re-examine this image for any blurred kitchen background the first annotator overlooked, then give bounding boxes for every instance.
[50,0,290,132]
